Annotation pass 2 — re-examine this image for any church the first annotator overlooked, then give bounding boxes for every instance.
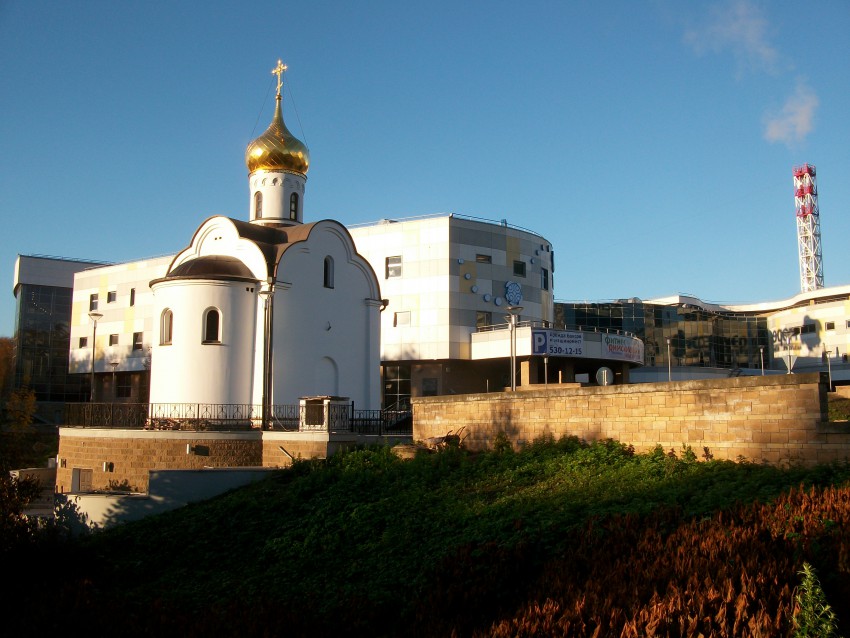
[147,61,382,414]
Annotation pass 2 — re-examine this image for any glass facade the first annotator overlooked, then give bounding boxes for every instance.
[556,301,771,371]
[13,283,89,402]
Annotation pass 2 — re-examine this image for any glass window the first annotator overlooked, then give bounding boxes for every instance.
[79,336,88,348]
[89,294,98,311]
[116,373,132,399]
[513,260,526,277]
[825,321,835,331]
[254,191,263,219]
[422,378,439,397]
[476,311,492,329]
[323,256,334,289]
[107,291,117,303]
[541,268,549,291]
[132,332,143,350]
[385,256,402,278]
[109,334,119,346]
[476,254,492,264]
[290,193,298,220]
[203,308,220,343]
[130,288,136,307]
[161,309,173,345]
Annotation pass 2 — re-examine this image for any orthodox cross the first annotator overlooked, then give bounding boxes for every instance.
[272,60,288,97]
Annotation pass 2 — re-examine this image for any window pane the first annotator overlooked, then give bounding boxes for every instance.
[204,309,220,342]
[385,256,402,278]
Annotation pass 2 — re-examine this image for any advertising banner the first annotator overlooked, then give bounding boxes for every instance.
[532,330,584,357]
[602,333,644,363]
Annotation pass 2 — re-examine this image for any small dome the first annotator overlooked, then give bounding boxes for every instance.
[167,256,257,281]
[245,96,310,175]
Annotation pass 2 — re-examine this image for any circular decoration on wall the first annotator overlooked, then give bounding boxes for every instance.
[530,258,536,264]
[495,297,503,306]
[505,281,522,305]
[483,294,491,302]
[535,249,540,256]
[471,285,479,293]
[464,273,471,280]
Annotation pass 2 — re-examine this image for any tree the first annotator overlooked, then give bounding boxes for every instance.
[5,387,37,430]
[0,337,13,399]
[0,469,41,554]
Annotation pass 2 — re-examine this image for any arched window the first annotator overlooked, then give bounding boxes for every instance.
[289,192,299,220]
[254,191,263,219]
[203,308,220,343]
[324,256,334,289]
[161,309,173,345]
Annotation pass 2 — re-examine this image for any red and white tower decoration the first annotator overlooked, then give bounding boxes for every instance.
[793,163,824,293]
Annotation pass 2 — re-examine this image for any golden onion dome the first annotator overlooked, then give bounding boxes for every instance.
[245,95,310,175]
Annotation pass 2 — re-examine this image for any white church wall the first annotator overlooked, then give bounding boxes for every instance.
[270,221,381,410]
[150,279,258,406]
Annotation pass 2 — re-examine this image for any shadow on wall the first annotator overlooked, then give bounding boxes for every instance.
[64,467,277,529]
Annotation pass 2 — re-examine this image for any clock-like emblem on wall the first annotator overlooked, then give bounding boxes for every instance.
[505,281,522,305]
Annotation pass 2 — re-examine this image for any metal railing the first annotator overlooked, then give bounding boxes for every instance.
[476,321,637,339]
[64,402,413,436]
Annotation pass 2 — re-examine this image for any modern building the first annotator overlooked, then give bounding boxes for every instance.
[68,256,172,403]
[557,285,850,386]
[11,255,110,421]
[349,214,558,404]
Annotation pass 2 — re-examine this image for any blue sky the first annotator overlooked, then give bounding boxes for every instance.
[2,0,848,336]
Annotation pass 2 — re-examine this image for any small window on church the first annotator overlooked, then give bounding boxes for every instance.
[324,256,334,289]
[161,309,173,345]
[203,308,221,344]
[290,193,299,220]
[255,191,263,219]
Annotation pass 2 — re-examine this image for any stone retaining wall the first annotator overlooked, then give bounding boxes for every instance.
[56,430,263,493]
[413,374,850,466]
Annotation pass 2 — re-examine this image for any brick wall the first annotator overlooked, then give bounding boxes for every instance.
[57,430,263,493]
[413,374,850,466]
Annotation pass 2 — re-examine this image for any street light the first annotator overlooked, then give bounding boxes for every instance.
[759,345,765,376]
[505,305,523,391]
[782,328,793,374]
[824,346,833,391]
[88,311,103,402]
[666,337,672,382]
[110,361,119,398]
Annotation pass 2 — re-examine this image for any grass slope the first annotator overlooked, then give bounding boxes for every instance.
[13,438,850,636]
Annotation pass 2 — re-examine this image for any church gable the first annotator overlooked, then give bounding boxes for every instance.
[169,216,272,283]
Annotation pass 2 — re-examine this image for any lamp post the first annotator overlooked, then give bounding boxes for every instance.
[110,361,119,398]
[825,346,833,391]
[782,328,792,374]
[88,311,103,402]
[505,305,523,391]
[759,345,765,376]
[666,337,672,382]
[544,355,549,387]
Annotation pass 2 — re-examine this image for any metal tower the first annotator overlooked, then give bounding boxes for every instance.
[793,163,824,293]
